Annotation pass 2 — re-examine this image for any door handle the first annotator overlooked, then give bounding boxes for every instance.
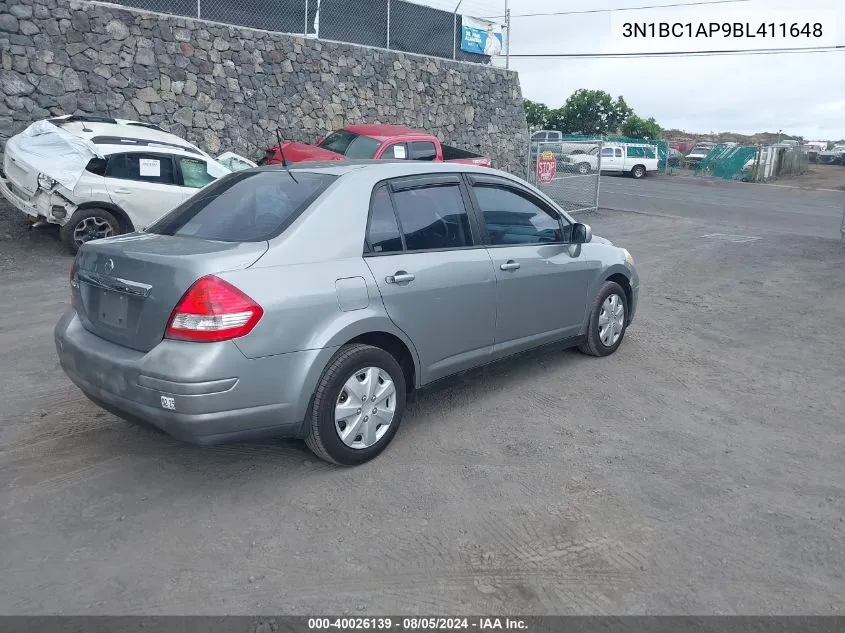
[386,272,415,284]
[500,261,521,271]
[112,188,132,194]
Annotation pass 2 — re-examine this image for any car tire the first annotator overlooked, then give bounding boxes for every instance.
[60,208,122,254]
[305,343,407,466]
[577,162,591,175]
[578,281,629,358]
[631,165,646,179]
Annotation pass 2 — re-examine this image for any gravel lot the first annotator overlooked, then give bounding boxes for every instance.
[1,187,843,614]
[598,173,845,238]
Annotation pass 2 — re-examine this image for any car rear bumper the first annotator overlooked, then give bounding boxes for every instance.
[54,309,327,445]
[0,176,73,225]
[0,175,41,218]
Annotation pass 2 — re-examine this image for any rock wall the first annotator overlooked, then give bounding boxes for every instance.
[0,0,528,175]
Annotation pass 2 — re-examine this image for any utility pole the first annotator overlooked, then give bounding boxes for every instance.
[504,0,510,69]
[453,0,463,60]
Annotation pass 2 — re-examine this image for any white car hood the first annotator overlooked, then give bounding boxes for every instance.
[4,120,103,191]
[592,235,613,246]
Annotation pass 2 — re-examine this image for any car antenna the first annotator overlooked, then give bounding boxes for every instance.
[275,128,298,183]
[275,128,288,168]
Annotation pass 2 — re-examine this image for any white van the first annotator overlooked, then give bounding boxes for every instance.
[561,142,659,178]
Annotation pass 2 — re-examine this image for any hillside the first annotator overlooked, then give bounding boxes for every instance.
[663,129,843,146]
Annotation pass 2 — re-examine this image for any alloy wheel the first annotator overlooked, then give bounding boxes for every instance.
[72,216,114,247]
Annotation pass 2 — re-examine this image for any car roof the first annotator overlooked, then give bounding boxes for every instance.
[342,124,429,141]
[93,144,211,160]
[47,116,205,154]
[247,160,503,178]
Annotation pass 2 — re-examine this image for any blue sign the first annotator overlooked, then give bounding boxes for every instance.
[461,17,503,57]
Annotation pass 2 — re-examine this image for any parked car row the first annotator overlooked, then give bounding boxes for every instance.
[0,117,492,253]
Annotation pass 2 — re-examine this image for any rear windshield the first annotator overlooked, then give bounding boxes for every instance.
[146,170,338,242]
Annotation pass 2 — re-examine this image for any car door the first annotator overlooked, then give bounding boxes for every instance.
[363,175,497,385]
[103,152,184,230]
[599,147,622,172]
[375,142,409,160]
[467,175,599,356]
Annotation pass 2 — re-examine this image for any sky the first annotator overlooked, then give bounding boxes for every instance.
[416,0,845,140]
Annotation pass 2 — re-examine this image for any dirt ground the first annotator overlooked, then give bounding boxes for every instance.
[0,196,843,615]
[775,163,845,191]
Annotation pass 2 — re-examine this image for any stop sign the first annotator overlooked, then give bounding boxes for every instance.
[536,151,557,184]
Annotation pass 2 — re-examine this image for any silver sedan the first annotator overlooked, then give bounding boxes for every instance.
[55,161,639,465]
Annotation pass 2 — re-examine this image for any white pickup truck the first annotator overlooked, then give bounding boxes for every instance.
[560,142,659,179]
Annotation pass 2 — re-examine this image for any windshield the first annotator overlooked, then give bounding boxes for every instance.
[318,130,382,159]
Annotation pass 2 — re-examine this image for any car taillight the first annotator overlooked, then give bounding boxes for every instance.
[165,275,263,343]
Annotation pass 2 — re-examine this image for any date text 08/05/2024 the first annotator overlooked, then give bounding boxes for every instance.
[307,618,528,630]
[622,22,823,38]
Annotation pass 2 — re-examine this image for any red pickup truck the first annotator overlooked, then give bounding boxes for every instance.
[261,124,492,168]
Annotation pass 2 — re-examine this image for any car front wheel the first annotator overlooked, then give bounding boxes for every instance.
[305,343,407,466]
[577,162,591,175]
[579,281,629,357]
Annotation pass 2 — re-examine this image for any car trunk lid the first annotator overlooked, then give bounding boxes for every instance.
[73,233,268,352]
[3,150,40,198]
[3,119,102,193]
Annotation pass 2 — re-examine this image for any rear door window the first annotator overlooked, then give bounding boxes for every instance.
[146,171,337,242]
[366,186,403,254]
[104,153,176,185]
[391,184,472,251]
[409,142,437,161]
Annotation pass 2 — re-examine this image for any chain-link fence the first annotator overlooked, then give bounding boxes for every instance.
[694,144,757,180]
[103,0,509,64]
[527,138,602,215]
[742,145,810,182]
[688,144,810,182]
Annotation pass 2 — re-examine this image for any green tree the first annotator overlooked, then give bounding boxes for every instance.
[620,114,662,140]
[550,89,633,136]
[523,99,552,130]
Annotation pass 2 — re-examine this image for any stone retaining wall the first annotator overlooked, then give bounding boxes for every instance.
[0,0,528,174]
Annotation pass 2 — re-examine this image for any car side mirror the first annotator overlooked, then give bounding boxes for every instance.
[316,135,325,145]
[571,222,592,244]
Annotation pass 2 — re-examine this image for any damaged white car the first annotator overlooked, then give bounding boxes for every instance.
[0,115,256,252]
